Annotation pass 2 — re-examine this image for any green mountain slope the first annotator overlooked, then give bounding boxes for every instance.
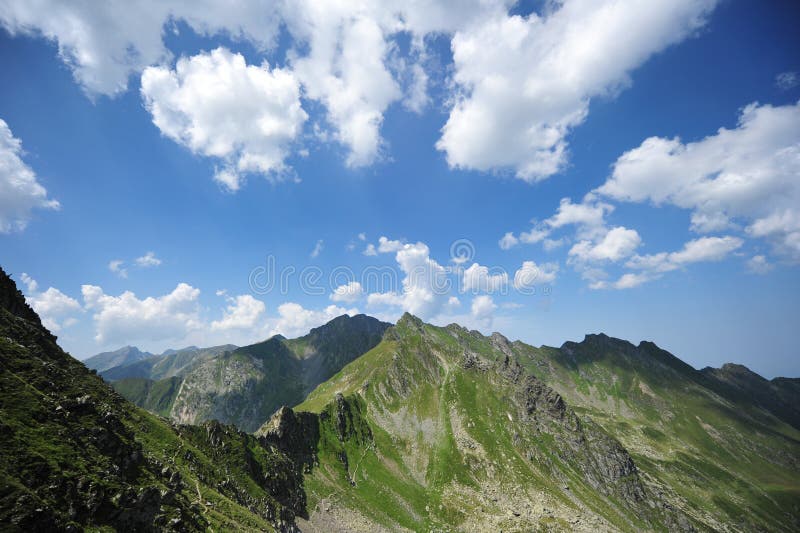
[0,268,314,531]
[510,333,800,531]
[118,315,390,433]
[270,314,691,531]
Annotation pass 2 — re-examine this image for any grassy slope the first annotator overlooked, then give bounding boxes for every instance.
[0,270,309,531]
[511,335,800,531]
[290,317,679,532]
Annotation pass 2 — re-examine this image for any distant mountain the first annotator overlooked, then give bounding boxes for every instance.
[113,314,390,432]
[701,362,800,429]
[83,345,153,372]
[160,346,198,356]
[100,344,237,382]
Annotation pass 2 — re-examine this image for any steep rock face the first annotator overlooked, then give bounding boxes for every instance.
[0,267,310,532]
[701,362,800,429]
[163,315,390,432]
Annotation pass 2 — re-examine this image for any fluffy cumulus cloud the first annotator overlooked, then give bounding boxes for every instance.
[141,47,306,190]
[568,226,642,263]
[598,101,800,261]
[461,263,508,293]
[0,1,500,172]
[364,236,405,256]
[367,240,459,320]
[498,232,519,250]
[81,282,203,345]
[330,281,364,303]
[135,251,162,267]
[2,1,718,183]
[269,302,357,338]
[590,235,745,289]
[502,197,615,250]
[470,295,497,327]
[437,0,717,180]
[211,294,266,332]
[284,7,400,167]
[513,261,558,291]
[20,273,81,332]
[0,1,283,96]
[0,119,59,232]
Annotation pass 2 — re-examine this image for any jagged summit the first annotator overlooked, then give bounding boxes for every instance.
[0,267,43,327]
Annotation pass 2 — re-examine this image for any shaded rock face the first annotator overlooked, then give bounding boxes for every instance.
[470,335,649,508]
[0,267,314,532]
[121,314,391,433]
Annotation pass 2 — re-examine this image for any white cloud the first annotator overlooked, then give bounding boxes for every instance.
[0,119,59,232]
[625,236,743,273]
[310,239,324,258]
[108,260,128,279]
[542,238,565,251]
[0,1,283,96]
[568,226,642,263]
[498,232,519,250]
[330,281,364,303]
[141,47,306,190]
[598,101,800,260]
[20,272,38,292]
[21,273,81,332]
[211,294,266,331]
[82,282,202,345]
[776,71,799,90]
[470,295,497,327]
[590,272,654,290]
[358,232,366,241]
[366,291,404,308]
[377,236,404,253]
[505,197,615,250]
[607,235,744,288]
[4,1,718,183]
[520,227,550,244]
[668,235,743,264]
[364,235,404,256]
[592,236,743,290]
[437,0,716,180]
[513,261,558,290]
[746,255,773,275]
[367,240,456,320]
[286,9,400,167]
[462,263,508,293]
[546,198,614,238]
[135,251,162,267]
[269,302,357,338]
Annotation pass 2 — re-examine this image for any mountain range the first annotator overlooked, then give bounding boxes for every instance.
[1,267,798,531]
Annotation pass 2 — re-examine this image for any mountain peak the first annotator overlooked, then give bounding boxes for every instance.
[0,267,44,327]
[396,311,424,328]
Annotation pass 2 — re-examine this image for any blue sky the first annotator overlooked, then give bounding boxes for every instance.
[1,0,798,377]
